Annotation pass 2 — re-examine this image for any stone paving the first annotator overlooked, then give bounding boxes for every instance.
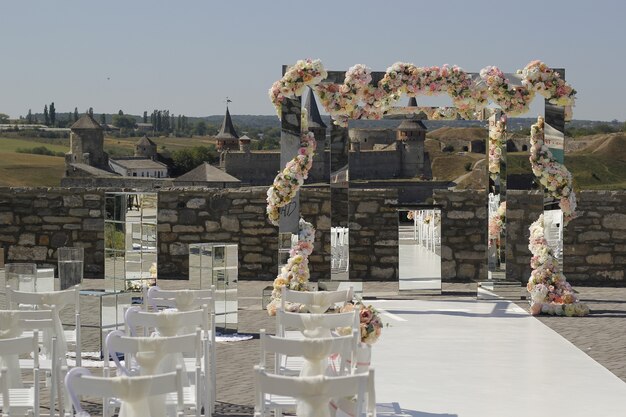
[8,279,626,416]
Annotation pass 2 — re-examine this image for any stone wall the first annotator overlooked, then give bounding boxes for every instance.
[348,188,399,281]
[157,186,331,281]
[434,189,487,282]
[0,187,104,275]
[506,190,544,282]
[563,191,626,284]
[2,186,626,285]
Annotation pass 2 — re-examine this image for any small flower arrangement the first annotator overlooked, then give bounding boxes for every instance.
[337,302,383,345]
[125,278,156,292]
[526,215,589,316]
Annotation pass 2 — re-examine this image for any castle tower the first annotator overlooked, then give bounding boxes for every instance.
[134,135,158,160]
[66,113,108,169]
[238,135,251,153]
[397,119,427,178]
[304,87,327,146]
[216,106,239,152]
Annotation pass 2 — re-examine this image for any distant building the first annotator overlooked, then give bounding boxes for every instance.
[174,162,240,187]
[135,123,153,133]
[109,157,169,178]
[215,107,239,151]
[134,135,158,160]
[65,114,111,177]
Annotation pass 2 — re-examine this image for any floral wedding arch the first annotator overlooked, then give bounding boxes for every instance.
[266,58,588,316]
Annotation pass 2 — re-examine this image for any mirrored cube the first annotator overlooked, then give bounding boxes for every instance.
[188,243,238,332]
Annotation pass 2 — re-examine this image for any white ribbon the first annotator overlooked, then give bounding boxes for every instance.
[299,338,335,378]
[301,314,332,339]
[173,291,197,312]
[111,376,153,417]
[295,375,332,417]
[0,311,23,388]
[307,293,334,314]
[38,292,70,361]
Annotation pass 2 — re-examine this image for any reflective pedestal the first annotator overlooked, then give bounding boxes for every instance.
[79,290,135,353]
[189,243,238,333]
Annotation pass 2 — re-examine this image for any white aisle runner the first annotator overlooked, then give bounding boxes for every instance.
[369,299,626,417]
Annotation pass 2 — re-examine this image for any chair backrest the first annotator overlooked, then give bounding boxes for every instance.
[276,310,359,338]
[125,305,209,337]
[65,366,184,416]
[6,285,80,313]
[0,331,39,363]
[254,365,372,417]
[0,309,55,333]
[105,329,202,376]
[281,287,353,313]
[147,285,215,312]
[260,329,358,376]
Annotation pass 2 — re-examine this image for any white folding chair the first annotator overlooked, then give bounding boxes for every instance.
[1,309,61,416]
[146,286,216,313]
[281,287,353,314]
[5,285,82,367]
[105,330,203,417]
[0,332,40,417]
[124,306,214,415]
[261,329,358,377]
[254,365,373,417]
[65,366,185,417]
[276,310,359,339]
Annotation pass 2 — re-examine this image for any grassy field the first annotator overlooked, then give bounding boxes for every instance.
[0,151,65,187]
[0,136,68,153]
[104,135,217,157]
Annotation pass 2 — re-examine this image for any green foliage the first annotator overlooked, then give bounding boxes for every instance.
[442,144,454,153]
[112,114,138,129]
[194,120,208,136]
[104,223,125,250]
[0,113,9,123]
[464,162,473,172]
[16,146,64,157]
[170,145,218,175]
[49,102,56,126]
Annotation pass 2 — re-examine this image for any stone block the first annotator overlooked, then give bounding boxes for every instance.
[178,209,197,225]
[441,260,456,279]
[602,213,626,230]
[205,221,220,232]
[172,225,204,233]
[157,223,171,232]
[18,233,36,245]
[169,242,188,256]
[458,263,476,279]
[63,195,83,207]
[158,209,178,223]
[243,253,273,264]
[50,232,69,248]
[69,208,89,217]
[0,212,14,224]
[21,215,42,224]
[186,198,206,209]
[370,266,395,280]
[8,245,47,261]
[586,253,612,264]
[83,218,102,231]
[220,215,240,232]
[89,210,102,217]
[578,231,610,242]
[356,201,379,214]
[43,216,80,224]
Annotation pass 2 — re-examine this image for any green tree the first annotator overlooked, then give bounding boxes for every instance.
[194,120,207,136]
[143,111,148,124]
[0,113,9,124]
[49,102,56,126]
[74,107,79,122]
[112,114,137,129]
[100,113,106,125]
[118,109,124,116]
[26,109,33,123]
[88,107,94,116]
[43,105,49,126]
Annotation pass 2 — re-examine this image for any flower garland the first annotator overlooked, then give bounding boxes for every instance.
[488,201,506,248]
[336,302,383,345]
[488,114,507,181]
[529,117,577,225]
[527,215,589,316]
[266,131,317,225]
[266,218,316,316]
[265,131,317,316]
[270,60,576,127]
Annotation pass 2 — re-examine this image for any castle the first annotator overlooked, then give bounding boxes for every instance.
[219,91,432,185]
[62,94,433,188]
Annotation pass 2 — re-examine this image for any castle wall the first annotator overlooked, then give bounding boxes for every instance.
[349,129,395,150]
[349,150,402,180]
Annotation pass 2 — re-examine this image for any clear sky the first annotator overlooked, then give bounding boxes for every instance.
[1,0,625,121]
